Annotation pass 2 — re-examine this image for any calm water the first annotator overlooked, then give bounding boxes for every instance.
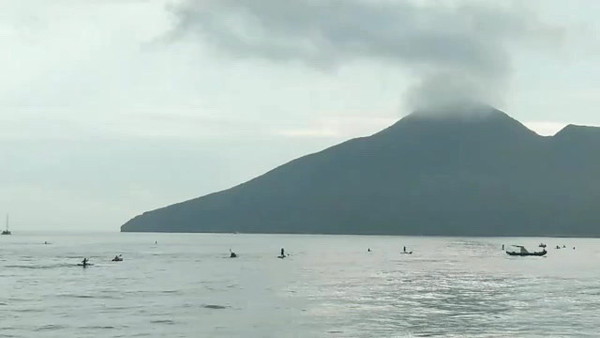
[1,232,599,337]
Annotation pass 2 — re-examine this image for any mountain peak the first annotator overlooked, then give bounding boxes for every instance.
[553,124,600,144]
[377,105,536,141]
[410,102,499,118]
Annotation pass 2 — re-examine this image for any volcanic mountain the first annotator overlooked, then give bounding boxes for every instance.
[121,106,600,236]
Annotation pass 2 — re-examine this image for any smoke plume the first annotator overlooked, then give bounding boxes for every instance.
[168,0,557,113]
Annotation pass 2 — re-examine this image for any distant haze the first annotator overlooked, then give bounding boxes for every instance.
[0,0,599,231]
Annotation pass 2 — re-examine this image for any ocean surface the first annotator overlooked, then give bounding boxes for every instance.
[1,232,599,337]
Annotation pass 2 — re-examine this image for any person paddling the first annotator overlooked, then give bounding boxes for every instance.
[82,258,89,266]
[229,249,237,258]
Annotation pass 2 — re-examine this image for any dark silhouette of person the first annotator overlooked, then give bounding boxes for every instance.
[403,246,407,253]
[368,248,371,252]
[281,248,285,257]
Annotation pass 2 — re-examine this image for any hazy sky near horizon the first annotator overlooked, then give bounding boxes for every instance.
[1,0,599,231]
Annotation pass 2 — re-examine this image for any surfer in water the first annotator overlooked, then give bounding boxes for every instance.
[279,248,286,258]
[81,258,89,266]
[229,249,237,258]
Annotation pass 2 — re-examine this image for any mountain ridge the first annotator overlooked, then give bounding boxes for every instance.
[121,108,600,236]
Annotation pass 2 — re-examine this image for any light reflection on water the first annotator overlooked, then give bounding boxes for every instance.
[0,232,598,337]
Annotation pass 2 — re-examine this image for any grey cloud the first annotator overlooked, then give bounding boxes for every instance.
[169,0,558,112]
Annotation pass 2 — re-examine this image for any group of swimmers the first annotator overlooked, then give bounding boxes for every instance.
[77,240,162,267]
[80,254,123,267]
[229,248,288,259]
[80,243,286,266]
[555,245,576,250]
[367,246,412,253]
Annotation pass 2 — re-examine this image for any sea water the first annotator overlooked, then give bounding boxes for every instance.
[1,232,599,337]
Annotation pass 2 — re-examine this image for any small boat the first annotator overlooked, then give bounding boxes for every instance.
[506,245,547,256]
[1,214,11,235]
[400,251,413,254]
[277,255,286,259]
[111,256,123,262]
[506,250,547,256]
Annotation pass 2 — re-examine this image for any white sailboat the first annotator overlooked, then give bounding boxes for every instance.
[2,214,11,235]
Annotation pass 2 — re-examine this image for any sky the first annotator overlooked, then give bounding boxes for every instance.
[1,0,599,231]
